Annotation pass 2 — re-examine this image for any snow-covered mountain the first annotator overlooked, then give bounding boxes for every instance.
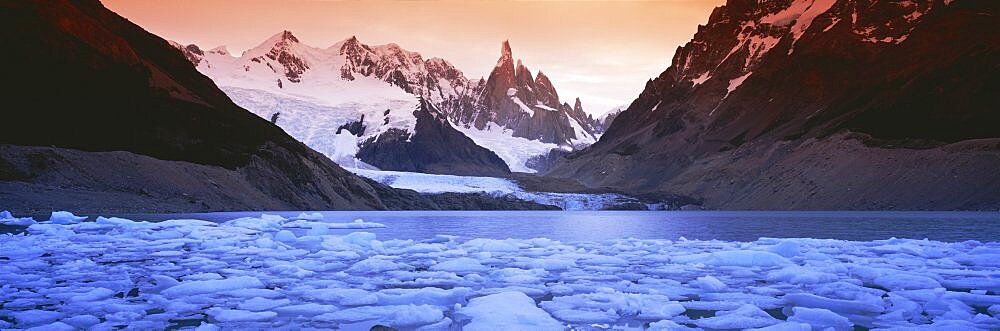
[175,33,600,173]
[174,32,509,176]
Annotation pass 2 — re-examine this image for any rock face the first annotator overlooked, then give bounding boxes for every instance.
[0,0,525,213]
[178,36,600,173]
[462,41,600,146]
[356,99,511,177]
[549,0,1000,210]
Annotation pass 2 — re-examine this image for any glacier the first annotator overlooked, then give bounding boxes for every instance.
[2,211,999,330]
[350,168,658,210]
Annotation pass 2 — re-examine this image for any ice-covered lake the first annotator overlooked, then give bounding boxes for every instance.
[2,211,999,330]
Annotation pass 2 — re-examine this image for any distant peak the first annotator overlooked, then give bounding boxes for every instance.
[494,40,515,69]
[261,30,299,46]
[208,45,229,55]
[501,40,512,59]
[280,30,299,43]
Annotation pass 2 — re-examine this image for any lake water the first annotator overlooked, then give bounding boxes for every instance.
[110,210,1000,242]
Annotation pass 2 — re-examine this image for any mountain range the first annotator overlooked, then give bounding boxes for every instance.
[0,0,555,213]
[548,0,1000,210]
[175,34,605,174]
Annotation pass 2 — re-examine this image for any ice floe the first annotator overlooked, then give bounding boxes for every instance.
[1,211,999,330]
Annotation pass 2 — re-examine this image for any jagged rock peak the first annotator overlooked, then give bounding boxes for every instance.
[501,40,513,59]
[336,35,368,55]
[574,97,583,113]
[515,59,532,80]
[278,30,298,43]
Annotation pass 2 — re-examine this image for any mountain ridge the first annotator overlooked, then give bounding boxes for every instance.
[546,0,1000,210]
[176,34,604,173]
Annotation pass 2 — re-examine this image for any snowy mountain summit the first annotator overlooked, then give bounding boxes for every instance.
[176,33,601,173]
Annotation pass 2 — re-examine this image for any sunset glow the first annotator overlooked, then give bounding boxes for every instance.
[100,0,724,114]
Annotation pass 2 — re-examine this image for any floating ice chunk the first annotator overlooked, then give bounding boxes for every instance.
[329,219,386,229]
[694,304,780,329]
[873,273,942,291]
[195,322,221,331]
[430,257,489,273]
[457,292,564,330]
[580,255,629,266]
[94,216,147,229]
[274,230,297,243]
[161,276,264,297]
[302,288,378,306]
[784,293,885,315]
[694,275,727,292]
[767,266,838,284]
[47,211,86,224]
[768,240,802,257]
[315,305,444,327]
[786,307,852,330]
[284,219,386,229]
[674,250,791,267]
[649,319,697,330]
[0,210,36,226]
[520,258,577,271]
[751,321,812,331]
[348,257,405,274]
[417,316,453,330]
[307,223,330,236]
[206,308,277,322]
[547,308,619,323]
[238,297,291,311]
[295,212,324,220]
[990,304,1000,316]
[340,231,384,250]
[13,310,63,327]
[222,214,287,231]
[379,305,445,327]
[61,315,100,329]
[26,321,75,331]
[69,288,115,302]
[223,288,284,299]
[638,301,686,320]
[26,223,75,237]
[273,303,337,316]
[377,287,472,306]
[157,219,217,228]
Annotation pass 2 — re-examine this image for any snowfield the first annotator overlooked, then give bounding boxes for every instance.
[2,211,999,330]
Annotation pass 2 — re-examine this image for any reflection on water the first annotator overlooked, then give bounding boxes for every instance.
[98,211,1000,243]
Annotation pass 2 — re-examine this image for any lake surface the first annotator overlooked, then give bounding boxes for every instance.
[109,211,1000,243]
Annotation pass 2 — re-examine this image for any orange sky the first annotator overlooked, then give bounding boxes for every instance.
[102,0,725,115]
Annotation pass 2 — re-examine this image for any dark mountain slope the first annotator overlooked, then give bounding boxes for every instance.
[548,0,1000,210]
[356,99,511,176]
